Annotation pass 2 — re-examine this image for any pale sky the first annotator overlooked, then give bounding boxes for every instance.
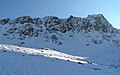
[0,0,120,28]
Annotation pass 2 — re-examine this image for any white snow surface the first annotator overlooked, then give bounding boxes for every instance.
[0,43,120,75]
[0,44,89,64]
[0,15,120,75]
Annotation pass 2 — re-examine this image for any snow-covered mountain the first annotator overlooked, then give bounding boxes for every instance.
[0,14,120,47]
[0,14,120,75]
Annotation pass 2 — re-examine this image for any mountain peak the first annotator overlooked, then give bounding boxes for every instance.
[0,14,118,34]
[88,14,104,18]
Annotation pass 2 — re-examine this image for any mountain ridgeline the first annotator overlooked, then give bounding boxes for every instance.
[0,14,120,47]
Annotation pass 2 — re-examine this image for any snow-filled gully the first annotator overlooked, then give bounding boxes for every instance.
[0,44,97,65]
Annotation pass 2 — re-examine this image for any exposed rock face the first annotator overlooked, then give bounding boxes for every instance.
[51,34,62,45]
[0,18,10,25]
[0,14,120,46]
[0,14,118,34]
[9,16,33,24]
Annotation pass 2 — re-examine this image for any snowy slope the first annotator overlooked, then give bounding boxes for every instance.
[0,44,120,75]
[0,14,120,75]
[0,44,90,64]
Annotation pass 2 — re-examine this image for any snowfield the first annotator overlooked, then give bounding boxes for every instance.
[0,44,90,64]
[0,44,120,75]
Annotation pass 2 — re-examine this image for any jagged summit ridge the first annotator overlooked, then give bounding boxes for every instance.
[0,14,118,33]
[0,14,120,46]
